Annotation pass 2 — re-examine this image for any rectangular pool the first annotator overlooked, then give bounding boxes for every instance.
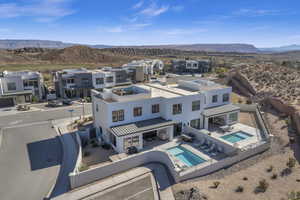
[221,131,253,143]
[167,146,206,167]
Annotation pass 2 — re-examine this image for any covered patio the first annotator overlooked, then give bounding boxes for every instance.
[202,104,240,131]
[109,118,175,153]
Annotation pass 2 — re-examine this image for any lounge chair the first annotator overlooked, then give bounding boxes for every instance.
[194,138,205,148]
[209,145,218,156]
[204,143,215,153]
[199,140,210,150]
[217,146,224,153]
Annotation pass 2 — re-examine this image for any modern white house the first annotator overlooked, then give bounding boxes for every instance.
[0,70,45,107]
[92,79,240,153]
[122,59,164,82]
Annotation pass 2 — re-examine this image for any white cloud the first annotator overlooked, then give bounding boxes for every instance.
[98,23,151,33]
[0,0,75,21]
[140,3,169,17]
[133,1,144,9]
[233,9,280,17]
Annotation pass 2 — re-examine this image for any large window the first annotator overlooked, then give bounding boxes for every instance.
[212,95,218,103]
[112,110,124,122]
[133,107,142,117]
[124,136,140,150]
[152,104,160,113]
[173,104,182,115]
[96,78,104,85]
[7,82,16,91]
[223,93,229,102]
[106,76,114,83]
[228,112,238,123]
[67,78,74,84]
[190,119,201,129]
[192,100,201,111]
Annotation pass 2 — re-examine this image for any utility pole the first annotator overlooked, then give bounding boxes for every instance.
[82,102,85,120]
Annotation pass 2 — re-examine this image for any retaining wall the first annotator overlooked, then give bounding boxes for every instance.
[73,131,83,173]
[69,150,178,189]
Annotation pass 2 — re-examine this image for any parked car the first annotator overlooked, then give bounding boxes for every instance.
[62,99,73,105]
[47,100,62,107]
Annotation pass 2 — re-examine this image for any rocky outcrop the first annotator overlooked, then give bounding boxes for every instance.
[263,97,300,135]
[227,71,256,97]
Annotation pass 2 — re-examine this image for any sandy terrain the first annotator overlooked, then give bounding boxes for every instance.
[173,110,300,200]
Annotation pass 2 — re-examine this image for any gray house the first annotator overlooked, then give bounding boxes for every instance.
[54,68,131,99]
[171,59,212,74]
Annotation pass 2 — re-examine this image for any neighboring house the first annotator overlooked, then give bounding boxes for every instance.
[171,59,212,74]
[123,59,164,82]
[0,71,44,108]
[92,79,239,153]
[54,68,131,99]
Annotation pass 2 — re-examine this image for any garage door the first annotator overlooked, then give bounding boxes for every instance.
[0,98,14,108]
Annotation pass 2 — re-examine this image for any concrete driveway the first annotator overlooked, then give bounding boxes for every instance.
[0,122,62,200]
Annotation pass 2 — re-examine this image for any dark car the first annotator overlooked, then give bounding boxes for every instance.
[126,146,138,155]
[62,99,73,106]
[47,100,62,107]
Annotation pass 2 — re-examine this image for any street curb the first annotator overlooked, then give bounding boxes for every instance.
[0,128,3,149]
[44,123,66,200]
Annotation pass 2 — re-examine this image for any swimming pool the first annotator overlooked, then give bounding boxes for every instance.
[221,131,253,143]
[167,146,206,167]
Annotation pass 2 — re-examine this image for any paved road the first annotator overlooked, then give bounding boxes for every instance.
[86,175,155,200]
[0,104,92,200]
[0,104,92,128]
[0,122,62,200]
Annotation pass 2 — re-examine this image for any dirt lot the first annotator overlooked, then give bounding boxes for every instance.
[172,109,300,200]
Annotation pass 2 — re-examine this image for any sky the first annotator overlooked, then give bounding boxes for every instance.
[0,0,300,47]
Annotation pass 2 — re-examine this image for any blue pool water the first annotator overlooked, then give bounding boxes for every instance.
[221,131,253,143]
[167,146,206,167]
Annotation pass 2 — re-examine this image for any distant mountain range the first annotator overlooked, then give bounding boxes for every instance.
[259,45,300,52]
[0,39,259,53]
[1,39,300,53]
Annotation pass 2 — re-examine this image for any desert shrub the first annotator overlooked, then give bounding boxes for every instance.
[255,179,269,193]
[92,143,99,148]
[281,168,292,177]
[83,151,90,157]
[78,163,89,172]
[271,173,278,180]
[212,181,220,189]
[288,191,300,200]
[235,186,244,193]
[266,165,274,172]
[287,158,296,169]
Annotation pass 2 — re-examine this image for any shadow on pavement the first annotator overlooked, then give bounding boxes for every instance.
[27,136,62,171]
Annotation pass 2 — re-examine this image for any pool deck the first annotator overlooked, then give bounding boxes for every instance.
[205,123,262,150]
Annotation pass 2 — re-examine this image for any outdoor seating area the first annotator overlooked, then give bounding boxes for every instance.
[193,138,225,157]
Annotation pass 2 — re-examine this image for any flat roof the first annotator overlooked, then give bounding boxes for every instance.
[203,104,240,117]
[110,117,175,137]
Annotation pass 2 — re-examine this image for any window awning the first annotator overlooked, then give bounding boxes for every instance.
[202,104,240,117]
[109,117,175,137]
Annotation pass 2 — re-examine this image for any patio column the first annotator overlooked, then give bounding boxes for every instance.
[168,126,174,141]
[204,117,209,129]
